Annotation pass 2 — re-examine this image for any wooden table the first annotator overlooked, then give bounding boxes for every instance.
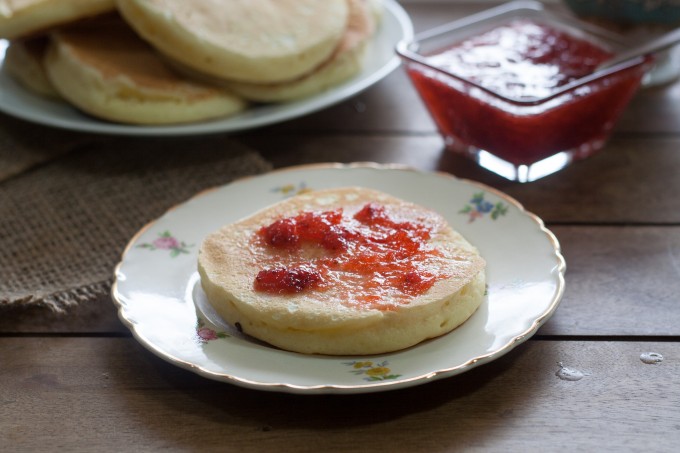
[2,2,680,451]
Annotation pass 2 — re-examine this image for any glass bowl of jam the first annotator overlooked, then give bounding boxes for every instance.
[397,0,652,182]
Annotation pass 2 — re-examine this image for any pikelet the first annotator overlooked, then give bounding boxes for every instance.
[116,0,351,84]
[225,0,376,103]
[44,14,246,125]
[198,187,486,356]
[0,0,115,39]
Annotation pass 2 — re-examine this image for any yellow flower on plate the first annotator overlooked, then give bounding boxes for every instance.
[366,367,390,377]
[353,361,373,369]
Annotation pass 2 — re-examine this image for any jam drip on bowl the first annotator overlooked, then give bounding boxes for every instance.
[253,203,449,309]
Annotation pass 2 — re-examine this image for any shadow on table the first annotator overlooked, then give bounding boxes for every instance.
[106,338,541,450]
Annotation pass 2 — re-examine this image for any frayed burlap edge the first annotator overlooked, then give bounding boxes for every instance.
[0,279,113,313]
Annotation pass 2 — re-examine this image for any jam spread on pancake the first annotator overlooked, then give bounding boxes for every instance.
[254,265,323,294]
[253,203,449,306]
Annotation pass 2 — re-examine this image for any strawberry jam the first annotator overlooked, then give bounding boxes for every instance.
[252,203,448,307]
[254,265,323,294]
[402,19,649,178]
[424,20,613,100]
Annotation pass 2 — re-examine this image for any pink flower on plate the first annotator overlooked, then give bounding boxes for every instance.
[152,235,180,250]
[196,318,229,343]
[197,327,219,341]
[137,230,192,257]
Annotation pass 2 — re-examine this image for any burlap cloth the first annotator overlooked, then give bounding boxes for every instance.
[0,116,272,311]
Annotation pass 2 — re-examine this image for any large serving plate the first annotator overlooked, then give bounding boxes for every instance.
[112,163,566,394]
[0,0,412,136]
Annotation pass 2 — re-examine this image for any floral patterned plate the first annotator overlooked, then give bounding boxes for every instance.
[0,0,411,136]
[112,163,565,394]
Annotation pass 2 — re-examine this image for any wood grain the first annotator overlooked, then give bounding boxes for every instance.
[1,338,677,451]
[542,226,680,336]
[3,3,680,451]
[239,134,680,224]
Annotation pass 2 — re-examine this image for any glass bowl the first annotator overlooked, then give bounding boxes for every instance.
[397,0,651,182]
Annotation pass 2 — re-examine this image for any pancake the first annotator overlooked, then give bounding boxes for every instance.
[0,0,115,39]
[44,15,246,125]
[225,0,375,103]
[116,0,350,84]
[367,0,384,25]
[4,36,60,98]
[198,187,486,355]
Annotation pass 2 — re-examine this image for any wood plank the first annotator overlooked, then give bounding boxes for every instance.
[618,81,680,135]
[1,338,678,451]
[542,226,680,336]
[237,135,680,224]
[505,136,680,224]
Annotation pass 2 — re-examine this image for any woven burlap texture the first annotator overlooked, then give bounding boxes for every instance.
[0,135,272,311]
[0,114,96,181]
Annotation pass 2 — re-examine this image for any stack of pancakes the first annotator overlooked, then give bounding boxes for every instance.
[1,0,382,125]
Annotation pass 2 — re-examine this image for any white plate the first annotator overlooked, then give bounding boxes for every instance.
[0,0,412,136]
[112,163,566,394]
